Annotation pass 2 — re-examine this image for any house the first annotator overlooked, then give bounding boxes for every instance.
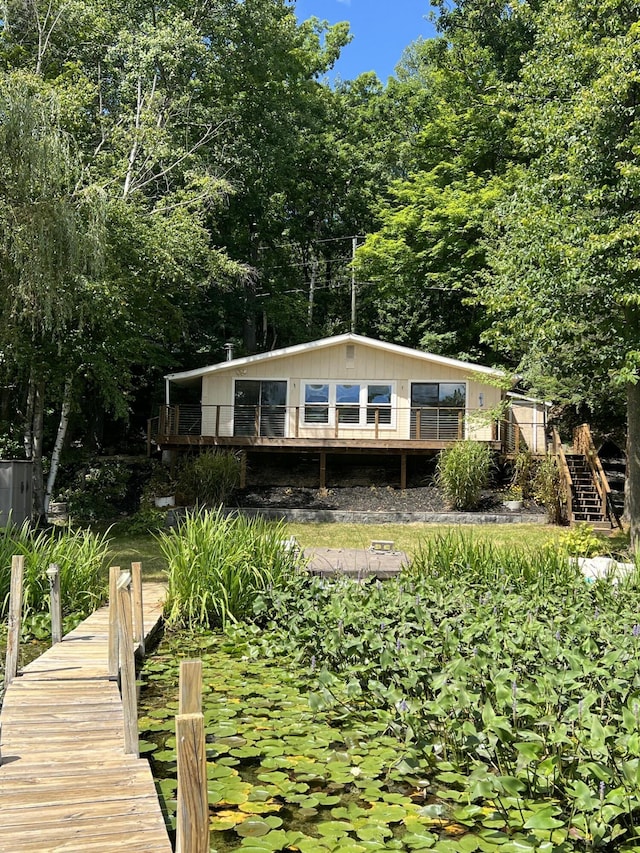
[151,333,547,488]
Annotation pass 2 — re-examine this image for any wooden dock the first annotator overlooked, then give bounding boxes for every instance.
[0,582,173,853]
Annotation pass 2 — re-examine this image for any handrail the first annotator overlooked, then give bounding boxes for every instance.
[573,423,621,528]
[552,427,573,523]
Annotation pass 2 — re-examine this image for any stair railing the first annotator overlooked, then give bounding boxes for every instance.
[552,427,574,524]
[573,423,621,528]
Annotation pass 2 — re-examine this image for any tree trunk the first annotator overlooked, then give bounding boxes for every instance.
[627,380,640,551]
[44,375,73,516]
[31,380,46,524]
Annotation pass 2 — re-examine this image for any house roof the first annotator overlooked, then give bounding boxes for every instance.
[165,333,506,385]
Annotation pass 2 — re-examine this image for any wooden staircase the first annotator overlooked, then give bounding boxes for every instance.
[553,424,622,532]
[565,453,612,531]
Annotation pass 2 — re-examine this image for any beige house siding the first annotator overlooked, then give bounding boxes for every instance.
[199,340,502,440]
[508,398,549,454]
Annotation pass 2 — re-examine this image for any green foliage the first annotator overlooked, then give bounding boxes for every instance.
[142,531,640,851]
[159,509,299,629]
[175,450,241,507]
[512,448,536,500]
[559,523,606,558]
[533,454,565,524]
[59,458,131,522]
[0,522,108,619]
[436,440,491,510]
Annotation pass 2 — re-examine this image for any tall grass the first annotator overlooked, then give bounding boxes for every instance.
[436,441,492,510]
[0,522,109,618]
[160,509,299,628]
[408,529,580,593]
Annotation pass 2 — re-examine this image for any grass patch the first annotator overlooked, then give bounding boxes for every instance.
[287,521,564,555]
[105,531,166,581]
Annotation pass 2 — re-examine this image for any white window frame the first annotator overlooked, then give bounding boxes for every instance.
[301,380,396,429]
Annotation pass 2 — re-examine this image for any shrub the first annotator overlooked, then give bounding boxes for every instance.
[533,454,565,524]
[175,450,241,507]
[512,448,536,499]
[160,508,299,628]
[436,440,491,510]
[558,523,605,558]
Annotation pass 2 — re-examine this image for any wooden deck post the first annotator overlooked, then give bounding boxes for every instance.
[46,563,62,646]
[240,451,247,489]
[117,573,139,757]
[400,454,407,491]
[179,660,203,715]
[176,712,209,853]
[5,555,25,689]
[294,406,300,438]
[108,566,120,678]
[415,409,421,439]
[131,562,145,656]
[215,405,221,438]
[254,406,261,437]
[458,411,464,439]
[374,408,380,440]
[319,451,327,490]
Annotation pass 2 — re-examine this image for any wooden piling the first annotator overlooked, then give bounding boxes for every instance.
[117,572,138,756]
[5,555,25,689]
[179,660,203,715]
[176,712,208,853]
[131,561,145,655]
[46,563,62,645]
[107,566,120,678]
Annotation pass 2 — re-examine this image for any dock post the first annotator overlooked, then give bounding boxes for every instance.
[176,659,208,853]
[5,555,24,689]
[179,660,203,715]
[107,566,120,678]
[47,563,62,646]
[131,561,145,655]
[117,572,139,756]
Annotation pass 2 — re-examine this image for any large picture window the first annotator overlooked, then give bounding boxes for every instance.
[302,382,394,427]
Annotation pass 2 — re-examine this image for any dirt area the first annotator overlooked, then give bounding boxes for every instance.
[232,484,544,515]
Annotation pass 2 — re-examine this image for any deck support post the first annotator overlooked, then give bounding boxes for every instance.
[240,451,247,489]
[5,555,25,689]
[319,451,327,490]
[47,563,62,646]
[400,454,407,491]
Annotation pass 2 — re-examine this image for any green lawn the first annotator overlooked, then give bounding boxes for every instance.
[105,521,581,581]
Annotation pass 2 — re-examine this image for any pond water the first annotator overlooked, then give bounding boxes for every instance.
[138,629,447,852]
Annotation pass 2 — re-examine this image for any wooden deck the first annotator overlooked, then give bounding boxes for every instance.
[0,583,172,853]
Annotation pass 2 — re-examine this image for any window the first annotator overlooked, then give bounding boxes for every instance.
[302,381,395,428]
[304,384,329,423]
[366,384,392,424]
[336,384,360,423]
[234,380,287,436]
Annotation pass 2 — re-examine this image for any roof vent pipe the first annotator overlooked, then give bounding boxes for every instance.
[224,342,235,362]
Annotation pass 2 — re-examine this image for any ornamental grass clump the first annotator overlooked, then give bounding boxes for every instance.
[436,440,491,510]
[0,522,109,619]
[160,508,299,628]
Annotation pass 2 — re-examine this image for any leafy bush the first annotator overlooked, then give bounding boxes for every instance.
[58,458,132,521]
[175,450,241,506]
[160,508,299,628]
[436,440,491,510]
[512,448,536,499]
[558,523,605,557]
[533,453,565,523]
[0,522,109,619]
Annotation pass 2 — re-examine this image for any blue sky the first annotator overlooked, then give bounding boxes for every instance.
[293,0,438,82]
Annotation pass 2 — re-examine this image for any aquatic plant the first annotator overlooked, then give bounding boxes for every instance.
[159,508,299,628]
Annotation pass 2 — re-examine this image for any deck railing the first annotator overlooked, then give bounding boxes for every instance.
[151,403,502,443]
[573,423,621,528]
[552,426,573,523]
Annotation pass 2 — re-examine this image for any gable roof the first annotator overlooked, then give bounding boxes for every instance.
[166,333,506,385]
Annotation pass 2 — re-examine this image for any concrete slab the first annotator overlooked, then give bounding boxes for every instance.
[576,556,635,581]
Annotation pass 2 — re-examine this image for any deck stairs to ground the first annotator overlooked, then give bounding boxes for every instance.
[565,453,613,531]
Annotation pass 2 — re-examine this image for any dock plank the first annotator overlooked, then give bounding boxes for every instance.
[0,582,172,853]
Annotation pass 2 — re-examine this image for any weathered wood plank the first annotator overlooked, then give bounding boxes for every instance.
[0,583,172,852]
